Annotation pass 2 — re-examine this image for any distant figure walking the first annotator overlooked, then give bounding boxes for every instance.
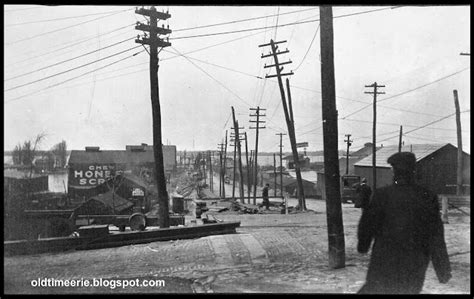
[357,152,451,294]
[355,178,372,210]
[260,183,270,210]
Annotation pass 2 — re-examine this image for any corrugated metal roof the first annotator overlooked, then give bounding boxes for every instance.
[354,143,451,168]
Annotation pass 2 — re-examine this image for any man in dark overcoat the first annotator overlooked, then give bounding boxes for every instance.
[357,152,452,294]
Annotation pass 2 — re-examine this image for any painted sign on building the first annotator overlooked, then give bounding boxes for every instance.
[69,164,116,187]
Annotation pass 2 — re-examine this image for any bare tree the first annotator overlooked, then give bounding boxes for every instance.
[51,140,67,168]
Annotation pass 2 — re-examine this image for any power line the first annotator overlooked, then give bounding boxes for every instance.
[5,8,132,45]
[5,49,145,104]
[377,110,470,143]
[171,6,401,41]
[169,46,253,108]
[378,67,471,104]
[341,66,471,119]
[5,37,135,82]
[173,7,318,32]
[5,45,142,92]
[5,8,131,27]
[293,23,320,71]
[4,6,44,13]
[5,23,135,68]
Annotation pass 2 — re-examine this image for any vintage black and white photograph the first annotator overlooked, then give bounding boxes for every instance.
[3,4,470,295]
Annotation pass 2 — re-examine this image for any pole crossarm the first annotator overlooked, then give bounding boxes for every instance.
[264,60,292,68]
[135,23,172,35]
[266,72,294,78]
[135,7,171,19]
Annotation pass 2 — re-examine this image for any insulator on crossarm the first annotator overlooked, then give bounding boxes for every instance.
[162,24,164,28]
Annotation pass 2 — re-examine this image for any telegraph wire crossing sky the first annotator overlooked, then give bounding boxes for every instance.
[3,5,470,154]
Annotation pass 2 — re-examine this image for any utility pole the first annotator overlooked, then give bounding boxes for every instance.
[135,6,171,228]
[208,151,213,193]
[320,6,345,269]
[344,134,352,175]
[231,127,237,200]
[231,106,245,202]
[453,90,463,195]
[244,132,251,203]
[259,39,306,210]
[249,106,266,205]
[218,143,224,198]
[249,149,254,199]
[398,126,403,152]
[273,153,277,197]
[223,130,228,199]
[276,133,286,199]
[364,82,385,191]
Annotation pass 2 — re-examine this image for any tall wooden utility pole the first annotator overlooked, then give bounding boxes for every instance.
[135,6,171,228]
[218,143,224,197]
[344,134,352,175]
[453,90,463,195]
[398,126,403,152]
[259,39,306,210]
[244,132,251,203]
[286,78,306,210]
[364,82,385,191]
[208,151,213,193]
[320,6,345,269]
[231,129,237,200]
[276,133,286,199]
[249,106,266,205]
[223,130,228,199]
[273,153,277,197]
[249,150,254,200]
[231,107,245,202]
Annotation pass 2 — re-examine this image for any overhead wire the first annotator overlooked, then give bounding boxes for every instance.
[5,8,132,27]
[174,7,318,32]
[376,110,470,143]
[293,23,320,72]
[5,37,136,81]
[170,6,401,41]
[340,67,471,119]
[169,46,253,108]
[5,49,145,104]
[5,8,132,45]
[5,45,142,92]
[5,23,135,67]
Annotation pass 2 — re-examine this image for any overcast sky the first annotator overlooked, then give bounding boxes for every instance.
[4,5,470,154]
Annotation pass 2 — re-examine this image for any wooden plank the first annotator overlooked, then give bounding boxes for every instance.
[4,221,241,256]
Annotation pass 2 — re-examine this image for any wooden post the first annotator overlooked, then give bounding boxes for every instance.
[320,5,345,269]
[245,132,251,204]
[273,153,277,197]
[286,78,306,210]
[398,126,403,153]
[223,130,227,199]
[453,90,463,195]
[135,6,172,228]
[365,82,385,191]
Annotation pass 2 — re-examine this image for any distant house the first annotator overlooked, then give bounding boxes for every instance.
[354,143,470,195]
[339,142,380,175]
[274,176,318,198]
[283,154,311,170]
[67,144,176,199]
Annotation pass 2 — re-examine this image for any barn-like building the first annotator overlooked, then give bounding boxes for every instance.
[354,143,470,195]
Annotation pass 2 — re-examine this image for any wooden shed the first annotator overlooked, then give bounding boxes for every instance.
[354,143,470,195]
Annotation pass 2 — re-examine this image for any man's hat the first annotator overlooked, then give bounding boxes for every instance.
[387,152,416,171]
